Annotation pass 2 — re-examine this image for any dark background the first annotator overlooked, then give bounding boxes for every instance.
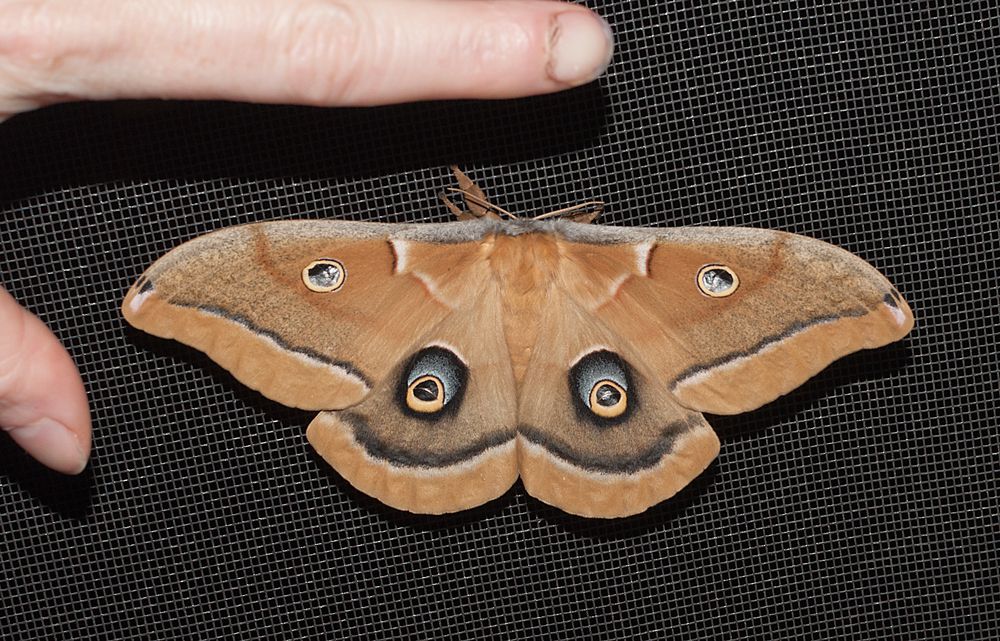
[1,1,997,639]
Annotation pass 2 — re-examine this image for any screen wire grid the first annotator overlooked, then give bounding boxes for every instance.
[0,1,997,640]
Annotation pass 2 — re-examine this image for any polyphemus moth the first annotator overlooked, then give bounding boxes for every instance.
[122,169,913,518]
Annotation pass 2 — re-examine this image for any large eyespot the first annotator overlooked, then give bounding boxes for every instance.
[569,350,634,423]
[696,264,739,298]
[400,346,467,418]
[302,259,346,292]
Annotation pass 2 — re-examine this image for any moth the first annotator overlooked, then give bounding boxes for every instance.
[122,169,913,518]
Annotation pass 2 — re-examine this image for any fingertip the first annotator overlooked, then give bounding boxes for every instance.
[0,0,618,114]
[0,287,92,475]
[546,9,615,87]
[6,417,89,475]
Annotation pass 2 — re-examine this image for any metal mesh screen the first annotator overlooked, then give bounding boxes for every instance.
[2,1,998,639]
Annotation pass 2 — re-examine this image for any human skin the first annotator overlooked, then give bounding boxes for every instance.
[0,0,614,474]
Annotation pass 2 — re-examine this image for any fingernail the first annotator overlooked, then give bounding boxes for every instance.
[6,417,88,475]
[547,12,614,86]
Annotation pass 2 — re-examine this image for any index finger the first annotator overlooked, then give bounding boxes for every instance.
[0,0,614,115]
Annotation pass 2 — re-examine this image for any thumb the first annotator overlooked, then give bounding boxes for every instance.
[0,286,90,474]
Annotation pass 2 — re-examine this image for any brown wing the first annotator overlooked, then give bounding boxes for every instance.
[306,280,519,514]
[554,224,914,415]
[122,219,494,410]
[123,219,519,514]
[516,289,720,519]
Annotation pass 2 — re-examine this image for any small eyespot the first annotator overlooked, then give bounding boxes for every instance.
[406,375,445,413]
[697,264,739,297]
[302,259,346,292]
[569,350,634,424]
[589,380,627,418]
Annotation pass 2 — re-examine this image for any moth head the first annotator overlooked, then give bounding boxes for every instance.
[302,259,346,292]
[569,350,633,423]
[696,264,739,298]
[401,346,468,418]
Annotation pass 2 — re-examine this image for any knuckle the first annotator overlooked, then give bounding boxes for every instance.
[0,0,80,112]
[275,0,372,105]
[0,1,66,71]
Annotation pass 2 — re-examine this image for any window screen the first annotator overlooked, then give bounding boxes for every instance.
[1,1,997,639]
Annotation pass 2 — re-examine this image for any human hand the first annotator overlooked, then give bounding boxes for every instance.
[0,0,614,473]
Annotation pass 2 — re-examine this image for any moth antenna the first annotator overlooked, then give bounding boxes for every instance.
[445,188,519,220]
[439,192,479,221]
[533,201,605,224]
[449,165,510,219]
